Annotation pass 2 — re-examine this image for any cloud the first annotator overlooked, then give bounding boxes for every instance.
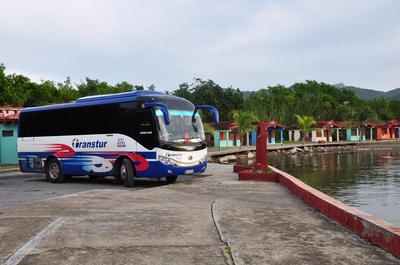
[1,0,399,91]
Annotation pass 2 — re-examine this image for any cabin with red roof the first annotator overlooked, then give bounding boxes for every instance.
[0,107,22,164]
[286,120,340,143]
[206,120,286,148]
[286,119,400,143]
[249,120,286,145]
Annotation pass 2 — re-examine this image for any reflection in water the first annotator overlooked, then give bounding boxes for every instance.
[268,149,400,227]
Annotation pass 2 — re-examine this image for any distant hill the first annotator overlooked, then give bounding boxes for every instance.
[332,83,400,101]
[240,84,400,101]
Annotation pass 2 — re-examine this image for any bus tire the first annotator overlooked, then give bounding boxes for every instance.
[45,158,66,183]
[120,158,135,187]
[166,175,178,183]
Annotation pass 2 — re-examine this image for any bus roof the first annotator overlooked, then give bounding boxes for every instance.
[75,90,166,103]
[20,90,169,113]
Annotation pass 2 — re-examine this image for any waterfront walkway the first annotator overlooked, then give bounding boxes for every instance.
[1,163,399,264]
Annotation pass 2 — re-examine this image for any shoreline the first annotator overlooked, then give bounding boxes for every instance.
[208,140,400,163]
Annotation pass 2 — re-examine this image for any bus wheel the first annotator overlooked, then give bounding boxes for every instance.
[45,158,66,183]
[120,158,134,187]
[166,175,178,183]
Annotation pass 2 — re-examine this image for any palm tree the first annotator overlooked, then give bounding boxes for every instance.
[350,107,379,141]
[231,110,258,148]
[294,114,320,145]
[203,122,215,137]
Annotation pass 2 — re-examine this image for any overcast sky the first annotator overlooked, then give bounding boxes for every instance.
[1,0,399,92]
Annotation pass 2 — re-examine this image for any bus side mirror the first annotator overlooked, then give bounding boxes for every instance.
[194,105,219,124]
[143,102,171,125]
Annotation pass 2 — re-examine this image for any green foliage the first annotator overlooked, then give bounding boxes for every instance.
[203,123,215,136]
[225,246,232,254]
[172,82,192,101]
[350,107,379,141]
[262,167,275,173]
[56,77,79,103]
[231,110,258,148]
[367,97,394,120]
[243,80,375,126]
[294,114,320,145]
[1,62,400,127]
[389,99,400,119]
[174,78,243,122]
[0,64,140,107]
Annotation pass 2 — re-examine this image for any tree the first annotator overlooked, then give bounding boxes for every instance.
[147,84,156,91]
[114,81,134,93]
[231,110,258,148]
[3,73,31,106]
[389,99,400,119]
[176,78,244,122]
[77,78,105,97]
[0,63,7,101]
[57,77,79,103]
[368,97,394,120]
[203,123,215,137]
[172,83,192,101]
[350,107,379,141]
[134,85,144,91]
[294,114,319,145]
[24,80,58,107]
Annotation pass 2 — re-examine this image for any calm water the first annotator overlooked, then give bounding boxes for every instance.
[267,148,400,227]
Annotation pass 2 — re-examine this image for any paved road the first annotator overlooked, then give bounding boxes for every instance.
[1,164,399,265]
[0,170,207,208]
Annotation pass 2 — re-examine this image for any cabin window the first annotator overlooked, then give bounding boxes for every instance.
[2,130,13,137]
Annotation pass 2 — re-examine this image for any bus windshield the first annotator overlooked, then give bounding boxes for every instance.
[156,109,205,149]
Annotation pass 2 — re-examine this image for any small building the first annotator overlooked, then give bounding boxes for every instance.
[372,120,400,140]
[206,120,286,148]
[249,120,286,145]
[287,120,340,143]
[0,107,22,164]
[287,119,400,142]
[208,121,240,148]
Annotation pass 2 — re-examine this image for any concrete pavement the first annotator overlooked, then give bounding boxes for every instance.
[1,164,399,265]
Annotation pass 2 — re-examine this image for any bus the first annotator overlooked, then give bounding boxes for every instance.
[17,90,219,187]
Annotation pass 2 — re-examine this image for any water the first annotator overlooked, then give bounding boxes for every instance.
[267,148,400,227]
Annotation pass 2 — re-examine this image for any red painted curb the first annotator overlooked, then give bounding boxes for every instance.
[233,164,253,173]
[238,169,279,182]
[272,167,400,259]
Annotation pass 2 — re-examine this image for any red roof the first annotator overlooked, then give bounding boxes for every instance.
[208,121,237,130]
[0,107,22,125]
[287,120,340,130]
[209,120,285,130]
[287,119,400,129]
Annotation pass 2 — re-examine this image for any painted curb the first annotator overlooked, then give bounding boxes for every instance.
[272,166,400,259]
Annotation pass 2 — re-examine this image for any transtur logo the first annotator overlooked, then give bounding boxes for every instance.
[166,152,183,157]
[72,138,108,148]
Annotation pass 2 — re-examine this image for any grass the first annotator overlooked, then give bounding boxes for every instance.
[225,246,232,254]
[263,167,276,173]
[0,164,19,170]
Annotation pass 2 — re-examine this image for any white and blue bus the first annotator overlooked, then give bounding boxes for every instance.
[17,90,218,187]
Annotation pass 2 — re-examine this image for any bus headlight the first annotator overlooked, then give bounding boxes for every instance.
[199,155,207,164]
[159,155,177,165]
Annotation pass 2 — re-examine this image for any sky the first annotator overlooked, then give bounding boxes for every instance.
[1,0,399,92]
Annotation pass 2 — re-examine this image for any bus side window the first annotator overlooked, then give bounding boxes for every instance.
[19,112,35,137]
[135,110,157,149]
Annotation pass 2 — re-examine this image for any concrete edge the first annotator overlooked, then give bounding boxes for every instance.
[270,166,400,259]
